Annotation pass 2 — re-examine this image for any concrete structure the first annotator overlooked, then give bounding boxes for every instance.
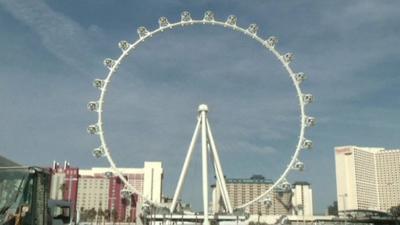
[291,182,313,216]
[212,175,292,215]
[76,162,163,222]
[143,162,163,203]
[335,146,400,212]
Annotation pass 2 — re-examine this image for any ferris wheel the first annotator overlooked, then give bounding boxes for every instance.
[87,10,315,216]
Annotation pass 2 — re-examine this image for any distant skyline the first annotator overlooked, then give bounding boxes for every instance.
[0,1,399,214]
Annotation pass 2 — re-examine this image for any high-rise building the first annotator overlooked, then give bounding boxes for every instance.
[143,162,163,203]
[335,146,400,212]
[76,162,163,222]
[212,175,293,215]
[76,174,110,211]
[291,182,313,216]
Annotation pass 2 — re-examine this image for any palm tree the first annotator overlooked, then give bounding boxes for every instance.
[104,209,111,222]
[59,182,67,199]
[79,207,86,222]
[88,208,97,225]
[97,208,104,225]
[111,209,118,225]
[84,209,91,222]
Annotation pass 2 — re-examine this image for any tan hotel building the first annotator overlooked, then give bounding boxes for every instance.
[335,146,400,212]
[212,175,305,215]
[76,162,163,222]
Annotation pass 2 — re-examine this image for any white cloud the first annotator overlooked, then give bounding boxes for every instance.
[0,0,100,73]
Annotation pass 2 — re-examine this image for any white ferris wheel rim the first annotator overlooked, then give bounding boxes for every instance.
[88,11,314,210]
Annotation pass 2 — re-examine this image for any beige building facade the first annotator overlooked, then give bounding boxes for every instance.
[76,161,163,211]
[212,175,293,215]
[76,175,109,210]
[291,182,313,216]
[335,146,400,212]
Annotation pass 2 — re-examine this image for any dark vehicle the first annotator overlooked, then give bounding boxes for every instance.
[0,167,72,225]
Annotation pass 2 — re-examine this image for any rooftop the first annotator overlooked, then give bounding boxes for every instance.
[226,175,273,184]
[293,181,311,186]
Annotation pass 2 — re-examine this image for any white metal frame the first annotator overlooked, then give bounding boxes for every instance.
[88,10,315,212]
[168,104,233,225]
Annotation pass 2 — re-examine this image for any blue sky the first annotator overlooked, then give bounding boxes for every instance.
[0,0,399,214]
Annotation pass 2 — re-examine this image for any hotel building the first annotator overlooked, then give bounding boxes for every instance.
[212,175,313,216]
[335,146,400,212]
[76,162,163,222]
[49,161,163,222]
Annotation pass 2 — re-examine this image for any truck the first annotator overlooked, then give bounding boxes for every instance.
[0,167,72,225]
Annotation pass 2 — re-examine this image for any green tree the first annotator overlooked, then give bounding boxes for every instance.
[327,201,338,216]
